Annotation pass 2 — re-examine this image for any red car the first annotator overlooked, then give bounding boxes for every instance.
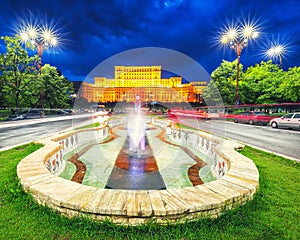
[233,111,275,125]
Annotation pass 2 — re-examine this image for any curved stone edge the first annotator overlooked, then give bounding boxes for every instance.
[17,128,259,226]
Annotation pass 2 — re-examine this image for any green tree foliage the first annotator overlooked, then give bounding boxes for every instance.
[41,64,73,109]
[0,35,73,110]
[0,55,5,107]
[203,60,242,105]
[240,61,285,104]
[0,36,38,110]
[207,59,300,105]
[278,66,300,102]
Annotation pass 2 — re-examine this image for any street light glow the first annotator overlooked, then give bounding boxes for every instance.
[42,30,52,41]
[18,24,59,48]
[228,28,237,39]
[266,44,285,57]
[28,27,37,38]
[20,31,29,42]
[252,31,259,39]
[221,35,229,44]
[217,17,261,105]
[260,32,292,68]
[267,48,275,57]
[17,21,61,113]
[274,45,284,54]
[243,26,253,37]
[50,37,58,46]
[265,44,286,69]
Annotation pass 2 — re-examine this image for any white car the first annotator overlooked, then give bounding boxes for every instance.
[270,112,300,129]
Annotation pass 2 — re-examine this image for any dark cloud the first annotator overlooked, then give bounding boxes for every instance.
[0,0,299,81]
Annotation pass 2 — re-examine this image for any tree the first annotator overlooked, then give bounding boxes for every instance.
[203,60,242,105]
[41,64,73,109]
[241,61,284,104]
[278,66,300,102]
[0,55,6,107]
[0,35,74,110]
[0,35,38,110]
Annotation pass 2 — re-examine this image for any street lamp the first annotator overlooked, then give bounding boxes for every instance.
[266,44,285,69]
[220,24,259,105]
[19,25,58,112]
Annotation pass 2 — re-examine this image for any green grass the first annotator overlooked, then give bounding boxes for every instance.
[0,144,299,239]
[75,122,101,129]
[176,123,199,131]
[0,109,11,121]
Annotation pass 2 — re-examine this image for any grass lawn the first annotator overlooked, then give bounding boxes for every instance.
[0,109,11,121]
[75,122,101,129]
[0,143,299,240]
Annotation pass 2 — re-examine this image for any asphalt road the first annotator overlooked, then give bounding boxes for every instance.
[0,115,299,161]
[179,117,300,161]
[0,114,99,150]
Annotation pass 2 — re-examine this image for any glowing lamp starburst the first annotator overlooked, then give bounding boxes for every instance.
[274,45,284,54]
[267,48,275,57]
[216,15,262,105]
[15,16,64,113]
[228,29,237,39]
[243,26,252,37]
[252,31,259,39]
[20,31,29,42]
[221,35,229,44]
[266,44,285,57]
[18,23,60,49]
[28,27,37,38]
[50,37,58,46]
[42,30,52,41]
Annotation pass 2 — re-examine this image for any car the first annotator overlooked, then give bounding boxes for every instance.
[63,109,75,114]
[19,109,43,119]
[270,112,300,129]
[6,109,42,121]
[6,114,26,121]
[233,111,275,125]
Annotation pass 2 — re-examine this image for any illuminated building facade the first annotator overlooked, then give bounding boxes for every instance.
[81,66,207,103]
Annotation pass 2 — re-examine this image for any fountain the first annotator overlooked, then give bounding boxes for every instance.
[16,109,259,225]
[127,96,146,154]
[15,47,259,225]
[105,96,166,190]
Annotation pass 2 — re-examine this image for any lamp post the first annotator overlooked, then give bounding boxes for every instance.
[220,25,259,105]
[266,45,284,69]
[70,93,77,107]
[19,26,58,113]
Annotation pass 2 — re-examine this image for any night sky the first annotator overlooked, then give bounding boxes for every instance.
[0,0,299,82]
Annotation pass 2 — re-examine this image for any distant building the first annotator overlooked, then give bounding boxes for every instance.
[80,66,207,103]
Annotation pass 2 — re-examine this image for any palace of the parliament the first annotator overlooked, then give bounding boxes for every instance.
[80,66,207,103]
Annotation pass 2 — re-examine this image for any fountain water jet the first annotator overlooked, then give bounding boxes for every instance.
[127,96,146,154]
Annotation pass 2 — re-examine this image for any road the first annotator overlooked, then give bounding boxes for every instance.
[0,115,299,161]
[0,113,103,150]
[179,117,300,161]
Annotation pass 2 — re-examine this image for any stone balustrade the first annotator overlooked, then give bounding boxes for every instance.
[17,119,259,225]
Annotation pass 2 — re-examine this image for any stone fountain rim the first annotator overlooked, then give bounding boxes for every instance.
[16,125,259,226]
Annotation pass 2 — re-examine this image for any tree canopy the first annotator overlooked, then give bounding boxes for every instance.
[205,59,300,105]
[203,60,243,105]
[0,36,38,109]
[0,35,73,111]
